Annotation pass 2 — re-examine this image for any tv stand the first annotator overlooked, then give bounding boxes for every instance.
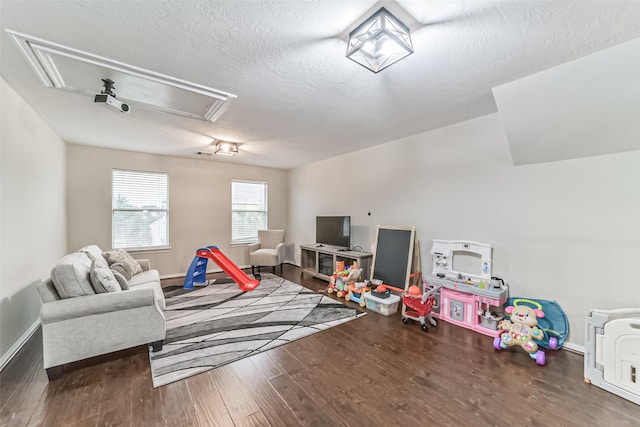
[300,244,372,282]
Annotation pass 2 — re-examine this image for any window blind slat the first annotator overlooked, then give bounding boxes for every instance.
[112,170,169,249]
[232,181,267,244]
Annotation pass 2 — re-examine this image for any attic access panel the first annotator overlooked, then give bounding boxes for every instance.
[6,29,236,122]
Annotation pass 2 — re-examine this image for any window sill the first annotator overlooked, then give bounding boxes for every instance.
[124,246,172,254]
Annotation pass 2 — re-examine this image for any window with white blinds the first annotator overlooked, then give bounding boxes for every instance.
[112,170,169,249]
[232,180,267,244]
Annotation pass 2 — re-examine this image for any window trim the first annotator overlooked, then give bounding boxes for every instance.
[231,179,268,245]
[111,168,170,250]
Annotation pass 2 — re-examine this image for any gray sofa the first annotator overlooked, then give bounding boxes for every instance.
[37,245,165,380]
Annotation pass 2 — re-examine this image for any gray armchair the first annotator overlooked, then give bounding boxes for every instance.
[248,229,286,275]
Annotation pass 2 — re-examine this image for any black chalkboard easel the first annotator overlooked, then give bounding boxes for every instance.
[370,226,417,292]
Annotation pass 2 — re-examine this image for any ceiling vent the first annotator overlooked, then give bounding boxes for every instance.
[6,29,237,122]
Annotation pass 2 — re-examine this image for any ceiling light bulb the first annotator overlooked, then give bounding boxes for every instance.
[214,141,239,156]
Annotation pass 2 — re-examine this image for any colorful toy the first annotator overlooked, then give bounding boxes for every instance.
[431,239,492,282]
[327,269,349,297]
[339,269,367,305]
[344,268,362,284]
[407,285,421,296]
[345,283,370,307]
[184,246,260,291]
[425,239,509,337]
[402,285,440,332]
[371,284,391,299]
[327,264,362,298]
[505,297,568,349]
[493,299,549,365]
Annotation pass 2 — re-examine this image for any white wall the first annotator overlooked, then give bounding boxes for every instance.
[0,77,67,366]
[66,145,289,277]
[289,113,640,347]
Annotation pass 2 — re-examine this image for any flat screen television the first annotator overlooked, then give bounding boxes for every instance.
[316,216,351,249]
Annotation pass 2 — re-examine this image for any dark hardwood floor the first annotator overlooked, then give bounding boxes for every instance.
[1,264,638,426]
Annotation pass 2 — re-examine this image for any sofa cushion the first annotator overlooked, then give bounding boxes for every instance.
[250,248,279,266]
[111,269,130,290]
[38,279,61,303]
[127,269,160,287]
[51,253,96,299]
[103,249,143,276]
[127,269,164,310]
[90,261,122,293]
[80,245,109,267]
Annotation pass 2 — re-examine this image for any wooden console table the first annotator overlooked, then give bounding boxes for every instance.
[299,244,372,282]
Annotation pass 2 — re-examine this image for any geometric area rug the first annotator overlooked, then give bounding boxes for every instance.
[149,273,365,387]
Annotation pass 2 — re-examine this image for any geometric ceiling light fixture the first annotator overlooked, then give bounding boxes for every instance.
[214,140,239,156]
[345,7,414,73]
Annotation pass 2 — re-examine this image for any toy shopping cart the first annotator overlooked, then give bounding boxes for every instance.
[402,286,440,332]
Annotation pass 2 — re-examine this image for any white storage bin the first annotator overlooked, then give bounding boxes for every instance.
[364,292,401,316]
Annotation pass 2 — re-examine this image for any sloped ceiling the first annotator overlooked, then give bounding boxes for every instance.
[1,1,640,169]
[493,37,640,165]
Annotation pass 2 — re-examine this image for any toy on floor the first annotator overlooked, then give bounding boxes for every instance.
[327,272,348,297]
[425,240,509,337]
[327,264,362,298]
[493,300,548,365]
[344,267,362,284]
[504,298,568,349]
[184,246,260,291]
[345,280,369,307]
[339,268,368,305]
[371,284,391,299]
[584,308,640,405]
[402,285,440,332]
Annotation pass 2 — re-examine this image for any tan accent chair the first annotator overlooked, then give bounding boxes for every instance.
[248,230,286,275]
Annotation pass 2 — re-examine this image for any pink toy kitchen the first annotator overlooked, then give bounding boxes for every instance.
[423,240,509,337]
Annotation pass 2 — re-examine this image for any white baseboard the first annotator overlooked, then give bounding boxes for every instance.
[160,265,254,280]
[0,319,41,372]
[562,341,584,354]
[160,262,298,281]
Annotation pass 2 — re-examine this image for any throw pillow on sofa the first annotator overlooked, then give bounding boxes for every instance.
[103,249,143,276]
[80,245,110,267]
[109,262,134,280]
[51,252,97,298]
[110,268,130,290]
[89,261,122,293]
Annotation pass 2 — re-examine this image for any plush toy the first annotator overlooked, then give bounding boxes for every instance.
[343,268,362,285]
[497,304,545,355]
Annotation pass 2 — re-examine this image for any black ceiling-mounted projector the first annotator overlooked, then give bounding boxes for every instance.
[94,79,129,113]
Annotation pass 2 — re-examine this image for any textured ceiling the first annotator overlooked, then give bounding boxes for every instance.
[2,1,640,169]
